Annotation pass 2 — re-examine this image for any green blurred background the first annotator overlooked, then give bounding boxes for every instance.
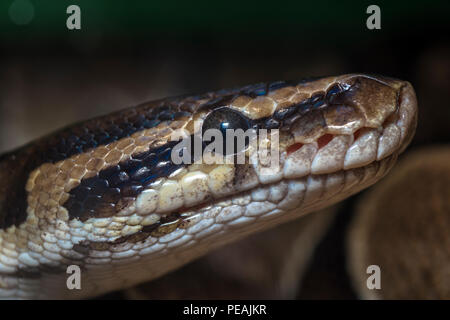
[0,1,448,40]
[0,0,449,299]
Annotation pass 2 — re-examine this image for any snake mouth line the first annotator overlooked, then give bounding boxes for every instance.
[145,150,399,242]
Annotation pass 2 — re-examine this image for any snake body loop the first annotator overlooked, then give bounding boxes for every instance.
[0,74,418,299]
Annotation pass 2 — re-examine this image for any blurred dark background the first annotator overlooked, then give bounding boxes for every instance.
[0,0,449,299]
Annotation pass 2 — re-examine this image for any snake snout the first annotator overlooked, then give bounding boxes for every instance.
[284,74,418,177]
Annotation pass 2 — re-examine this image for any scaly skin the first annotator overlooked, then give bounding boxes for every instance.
[0,74,417,299]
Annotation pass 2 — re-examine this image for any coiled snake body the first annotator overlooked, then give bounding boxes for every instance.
[0,74,418,299]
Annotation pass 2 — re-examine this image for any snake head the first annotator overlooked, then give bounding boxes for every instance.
[0,74,418,298]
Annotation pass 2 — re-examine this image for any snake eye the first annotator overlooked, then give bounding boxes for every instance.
[202,107,252,155]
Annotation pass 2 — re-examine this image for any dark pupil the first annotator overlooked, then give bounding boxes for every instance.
[202,107,251,155]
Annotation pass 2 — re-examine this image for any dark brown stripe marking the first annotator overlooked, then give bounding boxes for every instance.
[63,140,184,221]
